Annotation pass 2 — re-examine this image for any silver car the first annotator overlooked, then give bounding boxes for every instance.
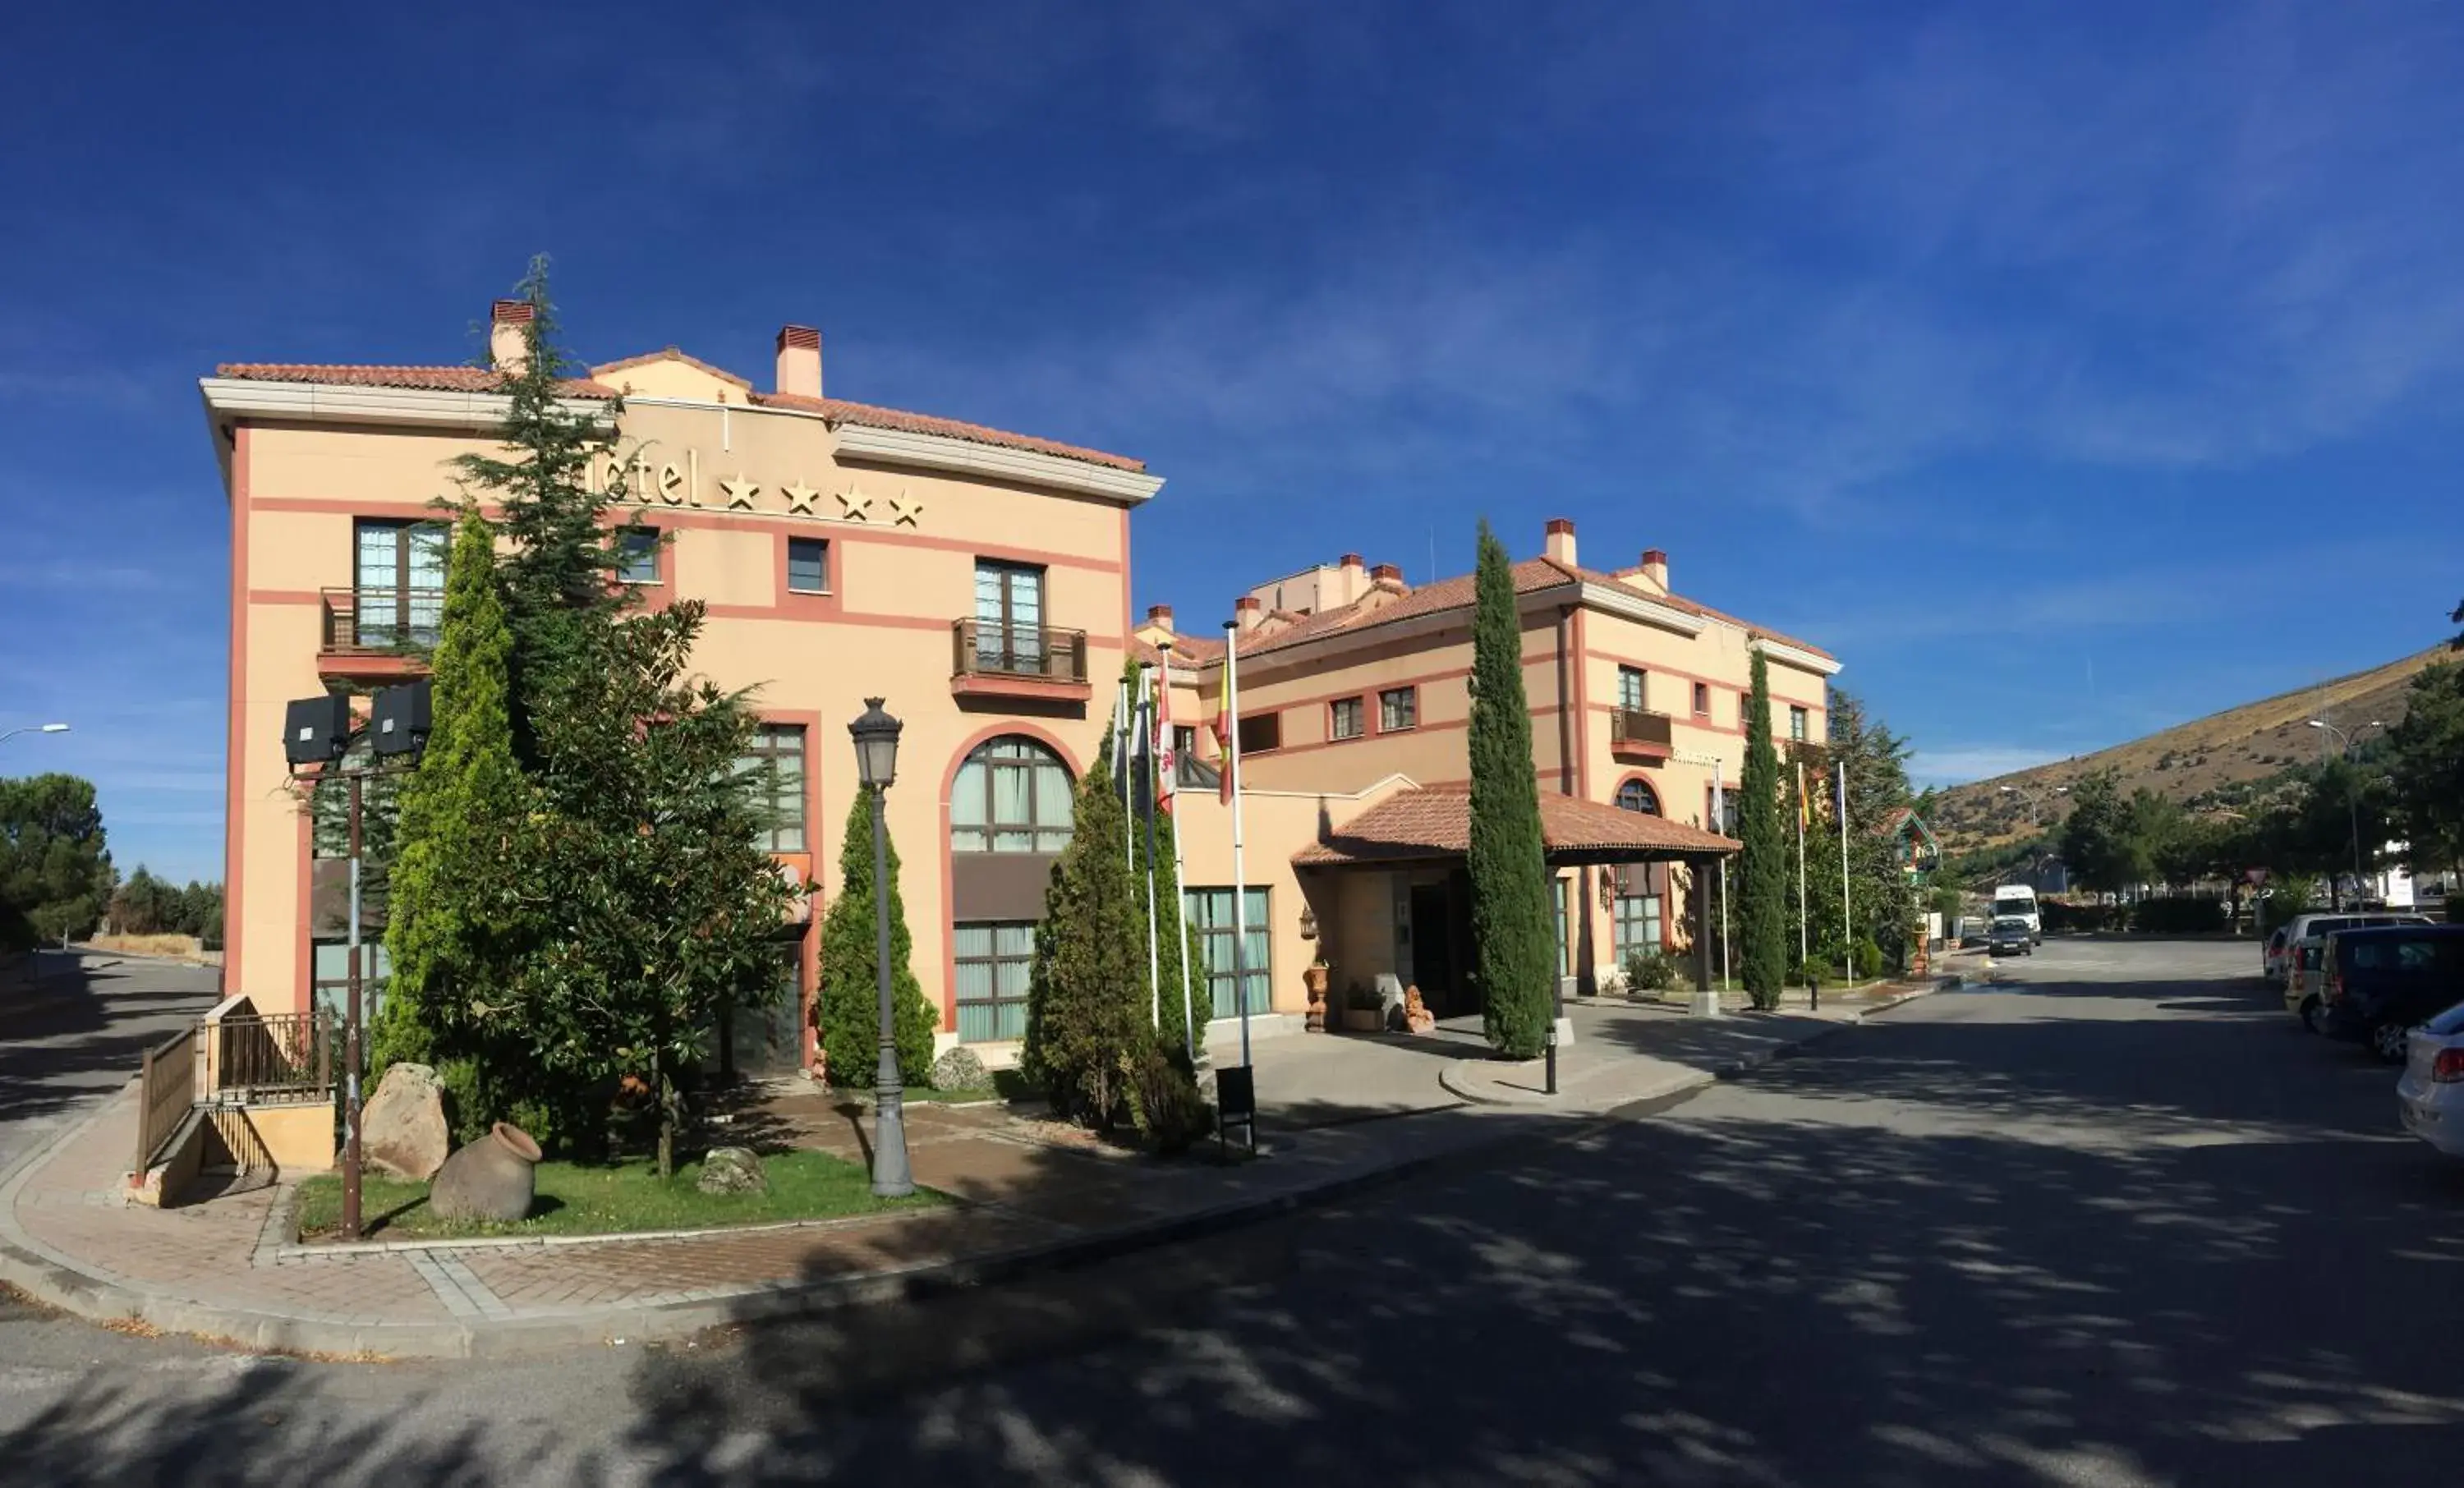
[2398,1003,2464,1160]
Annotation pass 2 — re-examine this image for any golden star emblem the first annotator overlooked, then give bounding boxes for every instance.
[837,486,873,521]
[720,475,759,511]
[890,492,924,527]
[782,480,819,515]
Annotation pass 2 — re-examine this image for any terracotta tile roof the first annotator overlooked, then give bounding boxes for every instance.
[214,363,622,397]
[755,391,1145,472]
[1292,785,1736,867]
[1224,554,1832,664]
[1131,634,1225,668]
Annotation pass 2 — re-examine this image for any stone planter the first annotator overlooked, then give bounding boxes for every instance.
[429,1122,542,1224]
[1340,1006,1384,1033]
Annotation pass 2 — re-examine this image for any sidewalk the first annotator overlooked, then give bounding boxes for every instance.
[0,978,1938,1359]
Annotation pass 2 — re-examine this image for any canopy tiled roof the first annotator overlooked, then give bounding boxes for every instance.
[1292,785,1737,867]
[215,363,623,397]
[212,362,1145,473]
[1211,557,1832,665]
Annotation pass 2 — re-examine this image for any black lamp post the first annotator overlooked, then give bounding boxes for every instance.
[849,697,913,1198]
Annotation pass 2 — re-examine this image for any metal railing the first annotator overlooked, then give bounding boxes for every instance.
[134,1026,200,1174]
[321,586,443,655]
[206,1011,330,1101]
[1609,707,1674,751]
[952,618,1089,685]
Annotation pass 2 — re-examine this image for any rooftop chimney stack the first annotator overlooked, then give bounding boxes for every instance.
[1638,548,1670,595]
[1146,604,1175,635]
[1369,563,1408,595]
[1235,595,1264,631]
[490,299,533,374]
[775,324,823,400]
[1337,552,1368,605]
[1544,517,1578,567]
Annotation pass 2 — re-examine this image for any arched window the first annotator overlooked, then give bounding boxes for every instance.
[1616,778,1662,815]
[951,736,1073,853]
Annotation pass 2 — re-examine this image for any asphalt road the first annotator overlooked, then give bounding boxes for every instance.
[8,939,2464,1486]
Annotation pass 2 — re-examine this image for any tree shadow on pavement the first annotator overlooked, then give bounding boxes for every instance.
[0,956,223,1138]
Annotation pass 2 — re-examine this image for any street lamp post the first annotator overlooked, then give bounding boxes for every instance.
[849,698,913,1199]
[2307,718,2382,907]
[0,723,71,746]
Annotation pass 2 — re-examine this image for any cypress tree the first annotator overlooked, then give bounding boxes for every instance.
[377,510,528,1080]
[1466,519,1555,1058]
[816,789,937,1089]
[1737,648,1788,1008]
[1020,758,1154,1124]
[1106,661,1215,1067]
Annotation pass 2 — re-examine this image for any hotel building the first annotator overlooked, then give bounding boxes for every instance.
[202,301,1837,1072]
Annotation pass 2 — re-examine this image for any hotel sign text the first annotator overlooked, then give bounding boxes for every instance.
[588,449,923,529]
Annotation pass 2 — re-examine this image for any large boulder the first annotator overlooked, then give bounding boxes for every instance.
[931,1045,989,1092]
[428,1123,540,1224]
[696,1146,769,1196]
[361,1063,450,1181]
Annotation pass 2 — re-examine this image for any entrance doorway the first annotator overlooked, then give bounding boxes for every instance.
[1409,871,1482,1019]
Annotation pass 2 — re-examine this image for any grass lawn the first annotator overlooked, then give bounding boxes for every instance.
[296,1148,943,1242]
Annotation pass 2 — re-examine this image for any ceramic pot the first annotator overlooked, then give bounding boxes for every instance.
[429,1121,542,1224]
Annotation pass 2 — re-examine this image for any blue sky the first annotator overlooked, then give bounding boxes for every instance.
[6,2,2462,884]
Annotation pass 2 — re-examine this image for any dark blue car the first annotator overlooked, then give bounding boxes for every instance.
[2315,924,2464,1063]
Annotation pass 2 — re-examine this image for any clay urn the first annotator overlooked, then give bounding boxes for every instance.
[428,1121,543,1224]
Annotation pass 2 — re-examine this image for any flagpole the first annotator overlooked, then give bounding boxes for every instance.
[1138,665,1162,1031]
[1838,758,1853,976]
[1795,759,1809,968]
[1225,621,1253,1071]
[1116,678,1133,873]
[1716,759,1730,994]
[1161,641,1197,1063]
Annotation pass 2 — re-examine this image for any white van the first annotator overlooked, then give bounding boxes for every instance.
[1993,885,2043,944]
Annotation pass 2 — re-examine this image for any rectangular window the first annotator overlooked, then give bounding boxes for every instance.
[1237,711,1282,755]
[311,940,393,1022]
[1613,893,1664,963]
[1691,681,1710,717]
[617,527,661,585]
[954,921,1036,1042]
[1706,783,1735,834]
[1379,686,1418,733]
[352,519,446,650]
[1788,705,1809,742]
[1172,725,1220,790]
[1618,666,1647,713]
[736,723,807,852]
[973,560,1046,671]
[1186,887,1271,1016]
[787,537,828,594]
[1329,696,1364,741]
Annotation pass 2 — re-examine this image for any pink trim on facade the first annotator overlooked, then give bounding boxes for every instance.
[223,429,251,994]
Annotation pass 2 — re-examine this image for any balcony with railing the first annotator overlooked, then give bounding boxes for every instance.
[1607,705,1675,760]
[951,618,1092,703]
[319,586,440,679]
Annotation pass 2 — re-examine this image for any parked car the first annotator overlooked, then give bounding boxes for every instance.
[2273,912,2434,1015]
[2397,1002,2464,1160]
[1988,916,2034,958]
[2315,925,2464,1062]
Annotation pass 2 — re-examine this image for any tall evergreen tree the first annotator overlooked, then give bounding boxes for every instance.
[1736,649,1788,1007]
[1466,519,1555,1058]
[816,789,937,1090]
[378,511,528,1078]
[1020,758,1154,1124]
[0,774,112,950]
[1831,690,1920,967]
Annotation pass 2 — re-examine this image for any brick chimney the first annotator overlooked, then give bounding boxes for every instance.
[1146,604,1175,635]
[1335,553,1368,605]
[1369,562,1409,595]
[1639,548,1669,594]
[1544,517,1578,567]
[1235,595,1263,631]
[775,324,822,400]
[490,300,533,374]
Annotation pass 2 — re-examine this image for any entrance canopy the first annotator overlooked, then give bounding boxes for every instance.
[1291,785,1737,869]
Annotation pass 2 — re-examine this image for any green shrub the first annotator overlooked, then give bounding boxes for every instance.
[1625,950,1676,991]
[1120,1044,1211,1155]
[1852,937,1885,979]
[1796,956,1829,989]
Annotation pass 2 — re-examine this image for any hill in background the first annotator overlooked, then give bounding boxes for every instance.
[1932,645,2454,853]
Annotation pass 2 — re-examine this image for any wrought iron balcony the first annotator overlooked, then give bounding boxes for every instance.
[1608,706,1674,758]
[951,619,1091,697]
[320,586,440,664]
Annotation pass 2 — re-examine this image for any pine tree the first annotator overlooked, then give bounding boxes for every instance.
[1466,519,1555,1058]
[1020,758,1155,1124]
[1736,648,1788,1008]
[378,511,528,1077]
[816,789,937,1090]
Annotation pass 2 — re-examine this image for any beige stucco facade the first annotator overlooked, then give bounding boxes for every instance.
[205,305,1841,1074]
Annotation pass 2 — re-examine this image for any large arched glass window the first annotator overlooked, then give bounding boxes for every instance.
[951,737,1073,853]
[1615,778,1662,815]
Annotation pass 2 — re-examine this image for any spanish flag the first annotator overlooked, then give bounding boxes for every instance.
[1796,760,1810,830]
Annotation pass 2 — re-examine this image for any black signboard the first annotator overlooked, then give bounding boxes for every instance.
[1216,1065,1257,1155]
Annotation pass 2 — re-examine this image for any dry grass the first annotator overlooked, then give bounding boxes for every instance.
[1936,645,2453,851]
[86,934,207,959]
